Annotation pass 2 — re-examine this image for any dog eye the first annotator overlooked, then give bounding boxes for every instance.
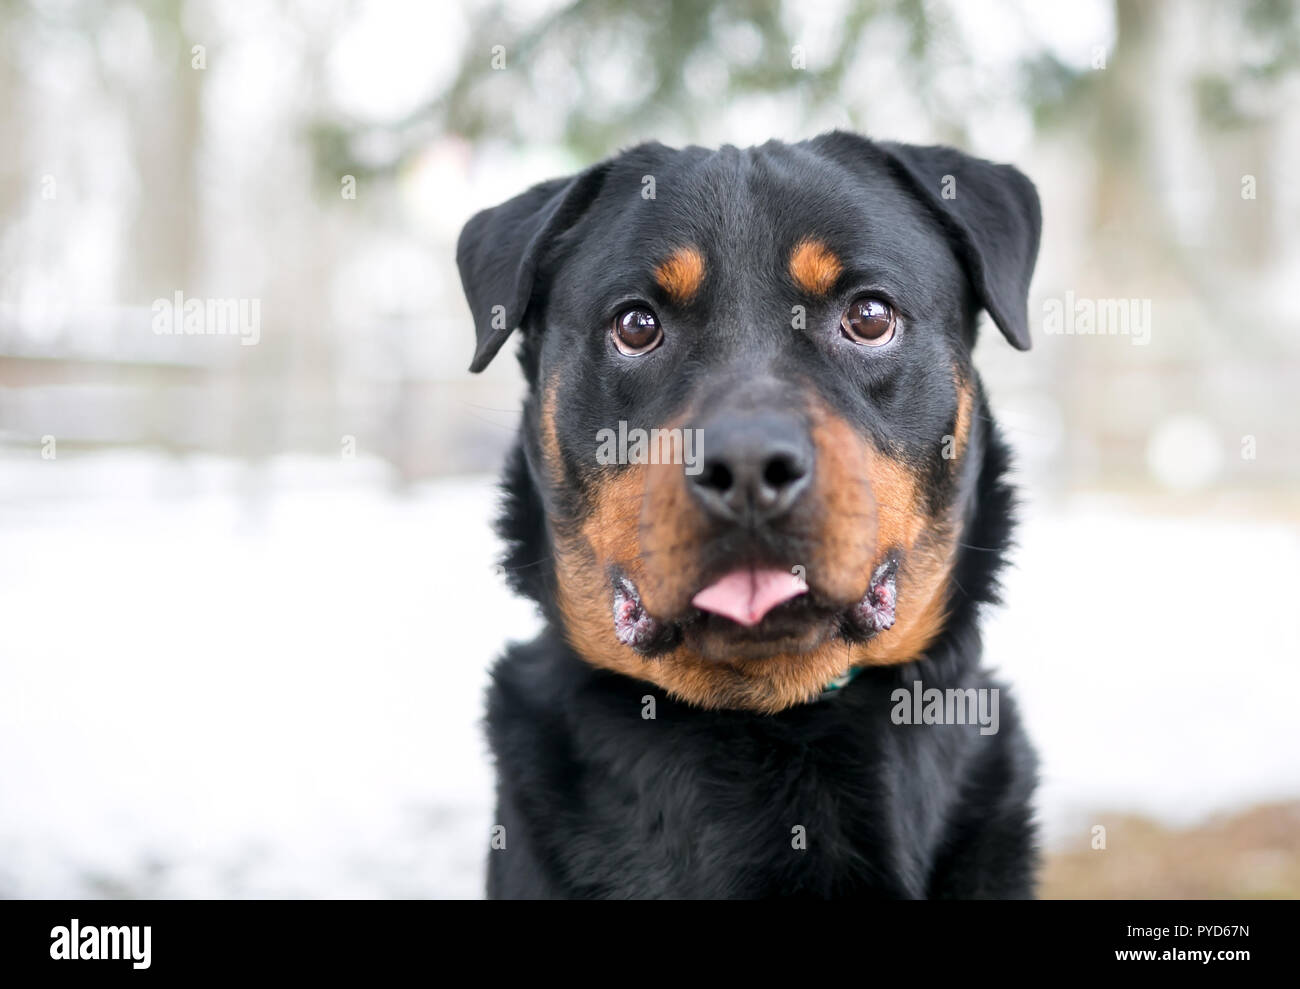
[612,307,663,356]
[840,297,896,347]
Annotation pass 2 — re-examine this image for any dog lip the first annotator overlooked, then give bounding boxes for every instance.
[611,560,898,657]
[612,574,658,647]
[842,560,898,640]
[610,573,681,655]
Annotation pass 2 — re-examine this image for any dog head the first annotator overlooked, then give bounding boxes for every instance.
[457,132,1040,713]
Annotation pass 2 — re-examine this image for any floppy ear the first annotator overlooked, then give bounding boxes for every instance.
[877,141,1041,350]
[456,164,611,373]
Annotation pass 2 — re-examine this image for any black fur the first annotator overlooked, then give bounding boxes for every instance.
[459,132,1042,899]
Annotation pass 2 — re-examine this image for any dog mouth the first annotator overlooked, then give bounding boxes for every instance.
[611,561,898,661]
[692,567,808,627]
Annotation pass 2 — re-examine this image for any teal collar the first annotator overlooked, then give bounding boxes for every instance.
[816,666,864,701]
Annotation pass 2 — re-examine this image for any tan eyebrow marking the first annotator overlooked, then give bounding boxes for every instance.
[789,238,842,295]
[654,246,706,303]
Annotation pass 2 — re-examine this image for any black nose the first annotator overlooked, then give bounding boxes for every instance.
[690,413,813,524]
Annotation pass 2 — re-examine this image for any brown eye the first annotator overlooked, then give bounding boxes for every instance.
[612,307,663,355]
[840,297,896,346]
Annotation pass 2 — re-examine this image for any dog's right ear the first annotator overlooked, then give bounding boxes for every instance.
[456,164,611,373]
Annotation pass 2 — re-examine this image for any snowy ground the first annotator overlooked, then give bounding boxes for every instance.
[1,453,1297,897]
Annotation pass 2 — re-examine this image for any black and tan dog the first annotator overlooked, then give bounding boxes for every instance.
[457,131,1041,898]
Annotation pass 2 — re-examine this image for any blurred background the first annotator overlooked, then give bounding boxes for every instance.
[1,0,1298,899]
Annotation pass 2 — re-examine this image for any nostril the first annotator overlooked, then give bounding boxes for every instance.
[762,454,805,491]
[699,461,734,493]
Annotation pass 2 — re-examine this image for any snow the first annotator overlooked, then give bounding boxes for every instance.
[1,453,1296,896]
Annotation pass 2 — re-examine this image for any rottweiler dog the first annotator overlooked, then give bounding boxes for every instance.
[457,131,1041,899]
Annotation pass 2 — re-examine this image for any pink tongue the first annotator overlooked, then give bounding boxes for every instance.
[691,568,807,627]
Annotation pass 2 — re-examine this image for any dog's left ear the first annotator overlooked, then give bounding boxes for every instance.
[877,141,1041,351]
[457,163,611,372]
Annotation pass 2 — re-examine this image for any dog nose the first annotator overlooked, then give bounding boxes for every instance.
[690,413,813,524]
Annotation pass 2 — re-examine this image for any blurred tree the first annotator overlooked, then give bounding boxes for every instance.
[310,0,1299,185]
[311,0,951,177]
